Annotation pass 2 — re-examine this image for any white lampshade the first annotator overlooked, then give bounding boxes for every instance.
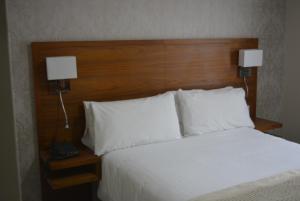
[239,49,263,67]
[46,56,77,80]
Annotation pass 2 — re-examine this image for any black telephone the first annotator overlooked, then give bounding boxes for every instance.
[50,142,80,160]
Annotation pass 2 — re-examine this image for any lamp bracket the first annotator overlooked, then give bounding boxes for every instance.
[48,80,70,94]
[239,67,252,78]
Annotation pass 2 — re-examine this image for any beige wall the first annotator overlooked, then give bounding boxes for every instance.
[4,0,286,200]
[0,1,21,201]
[282,0,300,142]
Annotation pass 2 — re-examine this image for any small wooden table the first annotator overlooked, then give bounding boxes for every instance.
[40,148,101,190]
[254,117,282,132]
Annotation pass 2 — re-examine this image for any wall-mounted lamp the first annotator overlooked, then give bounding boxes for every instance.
[46,56,77,129]
[239,49,263,97]
[46,56,79,160]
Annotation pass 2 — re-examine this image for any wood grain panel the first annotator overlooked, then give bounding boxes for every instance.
[32,39,258,151]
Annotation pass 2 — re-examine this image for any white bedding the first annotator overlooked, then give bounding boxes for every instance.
[98,128,300,201]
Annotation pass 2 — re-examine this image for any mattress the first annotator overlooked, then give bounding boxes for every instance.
[98,128,300,201]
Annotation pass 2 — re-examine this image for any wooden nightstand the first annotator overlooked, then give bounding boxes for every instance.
[254,117,282,132]
[40,147,101,201]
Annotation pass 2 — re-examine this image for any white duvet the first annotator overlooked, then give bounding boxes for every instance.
[98,128,300,201]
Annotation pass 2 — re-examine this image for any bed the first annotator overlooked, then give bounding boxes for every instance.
[31,39,299,201]
[98,127,300,201]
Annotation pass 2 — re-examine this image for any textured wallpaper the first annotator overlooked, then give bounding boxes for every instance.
[5,0,286,201]
[281,0,300,142]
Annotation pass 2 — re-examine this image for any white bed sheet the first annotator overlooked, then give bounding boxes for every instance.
[98,128,300,201]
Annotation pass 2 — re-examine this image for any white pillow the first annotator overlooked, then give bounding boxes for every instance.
[82,92,181,155]
[177,88,254,136]
[175,87,234,131]
[82,102,94,151]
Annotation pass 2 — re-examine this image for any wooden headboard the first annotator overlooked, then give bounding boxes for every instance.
[32,39,258,151]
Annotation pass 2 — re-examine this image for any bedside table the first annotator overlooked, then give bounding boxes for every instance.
[254,117,282,132]
[40,147,101,201]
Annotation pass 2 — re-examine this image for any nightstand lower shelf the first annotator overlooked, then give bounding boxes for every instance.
[48,173,98,190]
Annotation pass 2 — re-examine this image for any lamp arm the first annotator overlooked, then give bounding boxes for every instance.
[58,90,70,129]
